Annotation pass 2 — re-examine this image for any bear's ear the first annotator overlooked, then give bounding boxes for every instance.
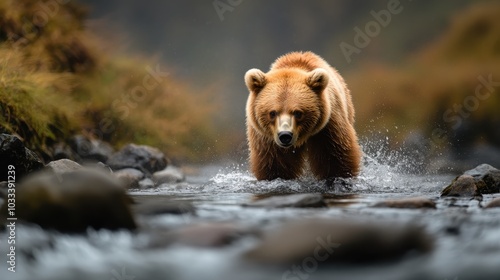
[245,69,267,94]
[306,68,329,93]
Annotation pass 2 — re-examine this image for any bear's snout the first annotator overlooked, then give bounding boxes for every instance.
[278,131,293,146]
[276,114,296,147]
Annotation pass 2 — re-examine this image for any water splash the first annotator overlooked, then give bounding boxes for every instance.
[191,134,451,195]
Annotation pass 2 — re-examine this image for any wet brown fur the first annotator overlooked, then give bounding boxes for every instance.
[245,51,361,180]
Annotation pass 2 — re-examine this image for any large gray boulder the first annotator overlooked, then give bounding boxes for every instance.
[107,144,167,174]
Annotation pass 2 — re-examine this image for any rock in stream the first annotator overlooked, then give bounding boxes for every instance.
[107,144,168,174]
[243,193,326,208]
[245,219,433,265]
[0,162,136,233]
[0,134,44,181]
[441,164,500,197]
[373,197,437,209]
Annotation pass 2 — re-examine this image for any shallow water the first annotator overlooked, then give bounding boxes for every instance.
[1,153,500,280]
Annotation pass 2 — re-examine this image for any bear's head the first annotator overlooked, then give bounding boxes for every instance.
[245,68,332,148]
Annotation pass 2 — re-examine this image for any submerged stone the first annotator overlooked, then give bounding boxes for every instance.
[243,193,326,208]
[145,223,256,249]
[373,197,436,209]
[245,219,433,264]
[132,196,195,216]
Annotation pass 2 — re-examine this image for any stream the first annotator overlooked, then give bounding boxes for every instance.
[1,150,500,280]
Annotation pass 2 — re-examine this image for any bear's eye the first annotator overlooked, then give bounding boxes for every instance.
[293,111,303,120]
[269,111,277,119]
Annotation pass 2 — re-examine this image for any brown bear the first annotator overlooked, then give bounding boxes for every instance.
[244,51,361,180]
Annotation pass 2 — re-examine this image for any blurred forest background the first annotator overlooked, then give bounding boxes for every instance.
[1,0,499,169]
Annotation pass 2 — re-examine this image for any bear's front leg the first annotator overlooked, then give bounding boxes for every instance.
[248,128,305,180]
[307,124,361,180]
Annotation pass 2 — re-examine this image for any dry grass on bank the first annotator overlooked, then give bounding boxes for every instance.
[348,2,500,146]
[0,0,223,161]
